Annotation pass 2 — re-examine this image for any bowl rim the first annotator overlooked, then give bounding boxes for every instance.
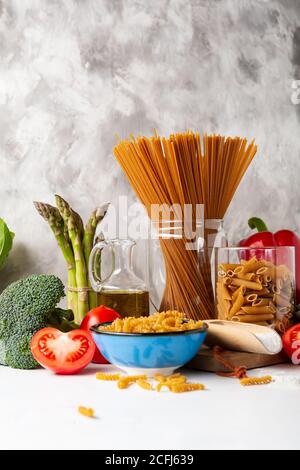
[90,321,208,337]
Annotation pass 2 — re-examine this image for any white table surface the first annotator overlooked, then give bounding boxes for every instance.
[1,362,300,450]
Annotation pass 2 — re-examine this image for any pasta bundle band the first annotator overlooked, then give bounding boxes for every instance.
[216,256,295,333]
[114,131,257,320]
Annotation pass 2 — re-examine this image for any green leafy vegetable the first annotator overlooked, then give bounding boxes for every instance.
[0,218,14,268]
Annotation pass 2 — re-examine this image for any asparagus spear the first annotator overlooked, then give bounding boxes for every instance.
[55,195,89,321]
[72,208,85,241]
[33,202,78,320]
[94,231,105,308]
[83,203,110,309]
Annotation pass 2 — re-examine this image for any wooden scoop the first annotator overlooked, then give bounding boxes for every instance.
[204,320,282,355]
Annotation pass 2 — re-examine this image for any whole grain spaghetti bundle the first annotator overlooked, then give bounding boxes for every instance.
[114,132,257,320]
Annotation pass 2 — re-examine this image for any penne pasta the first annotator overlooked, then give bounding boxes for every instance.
[252,298,270,307]
[241,258,264,274]
[222,276,232,286]
[217,304,228,320]
[217,299,231,320]
[219,264,240,272]
[247,287,271,297]
[217,282,232,301]
[228,291,245,319]
[263,275,272,284]
[240,257,256,268]
[246,293,258,302]
[240,305,275,315]
[233,266,244,275]
[237,272,256,281]
[232,285,246,302]
[226,270,235,277]
[266,266,276,277]
[256,266,268,275]
[231,278,263,291]
[268,301,277,312]
[263,291,274,298]
[216,283,231,317]
[227,285,236,293]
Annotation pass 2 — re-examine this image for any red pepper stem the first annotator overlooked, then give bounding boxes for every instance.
[248,217,269,232]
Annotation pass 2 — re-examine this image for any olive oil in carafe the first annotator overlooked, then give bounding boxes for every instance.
[98,290,149,317]
[89,238,149,318]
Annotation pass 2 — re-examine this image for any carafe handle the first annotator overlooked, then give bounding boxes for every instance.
[88,240,114,292]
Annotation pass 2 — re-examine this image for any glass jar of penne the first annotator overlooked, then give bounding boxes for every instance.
[214,246,296,334]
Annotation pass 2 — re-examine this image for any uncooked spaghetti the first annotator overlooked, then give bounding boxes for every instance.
[114,132,257,320]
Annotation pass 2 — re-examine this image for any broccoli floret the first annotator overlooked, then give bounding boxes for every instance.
[0,274,71,369]
[5,333,39,369]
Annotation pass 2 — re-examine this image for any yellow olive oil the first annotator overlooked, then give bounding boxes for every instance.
[98,290,149,317]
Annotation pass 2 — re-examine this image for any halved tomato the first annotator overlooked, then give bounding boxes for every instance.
[31,328,95,375]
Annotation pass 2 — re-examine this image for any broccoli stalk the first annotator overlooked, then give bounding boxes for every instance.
[0,274,76,369]
[48,308,79,332]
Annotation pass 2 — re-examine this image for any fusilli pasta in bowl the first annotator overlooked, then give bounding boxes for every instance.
[90,311,208,376]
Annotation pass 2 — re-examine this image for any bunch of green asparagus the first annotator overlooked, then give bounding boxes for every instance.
[34,195,109,323]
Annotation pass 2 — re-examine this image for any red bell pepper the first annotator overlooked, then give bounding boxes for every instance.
[239,217,300,303]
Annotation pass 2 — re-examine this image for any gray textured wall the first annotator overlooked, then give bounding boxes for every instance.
[0,0,300,290]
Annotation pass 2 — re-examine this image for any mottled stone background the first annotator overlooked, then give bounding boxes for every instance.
[0,0,300,291]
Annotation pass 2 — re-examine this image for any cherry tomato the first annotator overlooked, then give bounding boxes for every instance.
[31,328,95,374]
[282,324,300,363]
[80,305,122,364]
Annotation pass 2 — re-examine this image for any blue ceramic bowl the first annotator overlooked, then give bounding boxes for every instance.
[91,322,208,376]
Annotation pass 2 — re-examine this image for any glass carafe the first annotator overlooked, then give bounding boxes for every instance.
[89,238,149,318]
